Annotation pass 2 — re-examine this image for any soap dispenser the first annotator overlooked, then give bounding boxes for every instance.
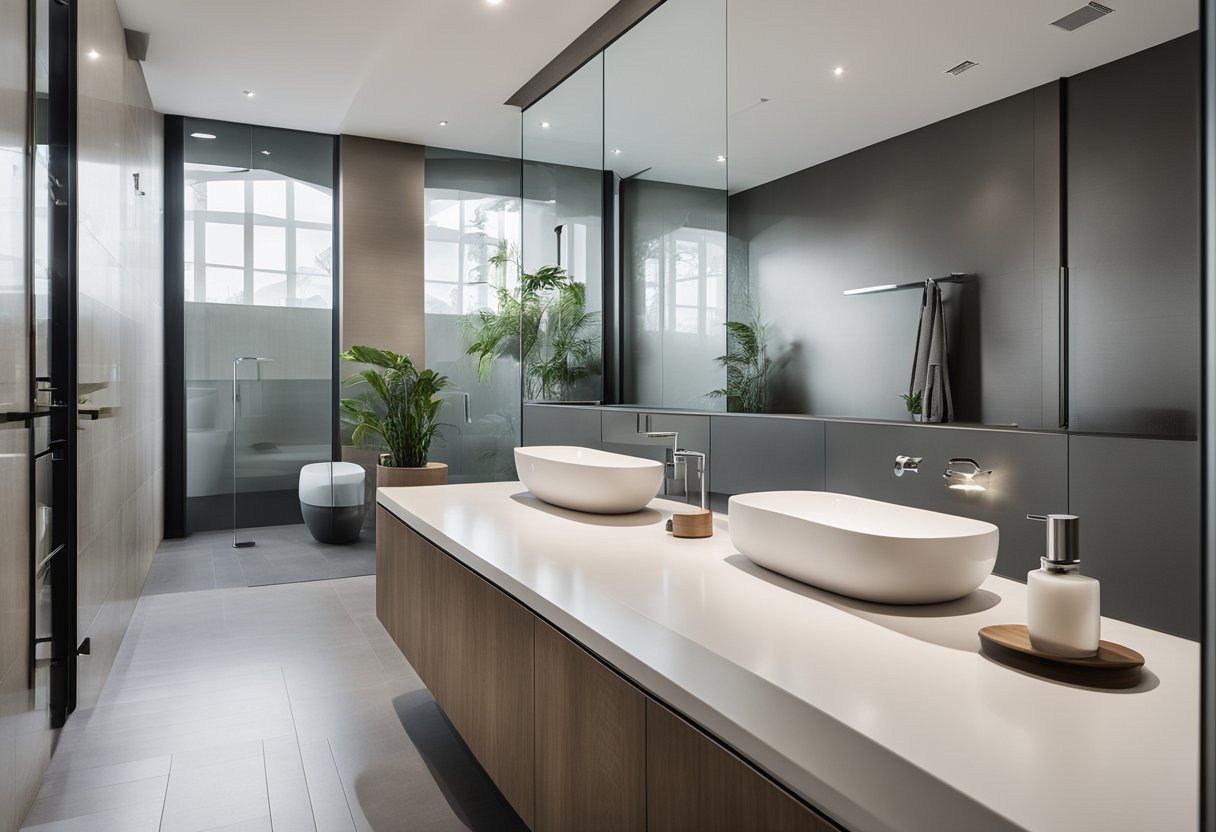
[1025,514,1100,657]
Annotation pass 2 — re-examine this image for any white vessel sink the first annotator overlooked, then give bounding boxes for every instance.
[729,491,999,604]
[515,445,664,514]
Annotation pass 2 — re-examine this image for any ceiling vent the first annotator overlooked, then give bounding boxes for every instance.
[1050,2,1114,32]
[945,60,978,76]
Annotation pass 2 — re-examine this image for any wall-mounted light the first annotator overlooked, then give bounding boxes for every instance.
[190,132,217,140]
[943,458,992,492]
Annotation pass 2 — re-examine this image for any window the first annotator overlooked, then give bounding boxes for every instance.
[423,189,520,315]
[184,166,334,308]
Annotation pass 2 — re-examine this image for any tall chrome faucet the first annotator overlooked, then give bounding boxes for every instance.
[639,427,706,510]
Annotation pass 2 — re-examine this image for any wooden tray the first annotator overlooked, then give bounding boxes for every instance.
[979,624,1145,690]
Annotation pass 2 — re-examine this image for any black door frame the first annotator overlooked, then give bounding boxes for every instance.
[46,0,78,729]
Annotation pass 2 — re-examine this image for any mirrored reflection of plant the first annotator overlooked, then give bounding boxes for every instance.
[900,391,923,418]
[460,243,600,401]
[708,319,775,414]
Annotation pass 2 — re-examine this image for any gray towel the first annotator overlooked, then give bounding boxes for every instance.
[909,279,953,423]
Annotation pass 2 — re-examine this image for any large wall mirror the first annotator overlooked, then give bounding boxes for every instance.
[527,0,1200,438]
[727,0,1198,435]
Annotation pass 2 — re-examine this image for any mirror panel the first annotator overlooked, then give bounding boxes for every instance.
[608,0,728,410]
[520,56,605,404]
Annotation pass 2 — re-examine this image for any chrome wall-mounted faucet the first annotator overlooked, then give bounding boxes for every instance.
[893,455,922,477]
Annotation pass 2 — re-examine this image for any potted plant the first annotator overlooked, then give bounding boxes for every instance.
[900,391,924,422]
[339,345,451,489]
[708,319,775,414]
[460,244,600,401]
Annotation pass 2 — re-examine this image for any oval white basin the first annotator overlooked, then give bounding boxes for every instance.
[729,491,999,604]
[515,445,664,514]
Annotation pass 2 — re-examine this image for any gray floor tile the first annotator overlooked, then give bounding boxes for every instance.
[27,576,516,832]
[20,799,164,832]
[160,753,269,832]
[23,775,168,826]
[264,736,317,832]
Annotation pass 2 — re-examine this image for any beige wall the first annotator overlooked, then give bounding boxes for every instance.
[73,0,165,725]
[338,135,425,364]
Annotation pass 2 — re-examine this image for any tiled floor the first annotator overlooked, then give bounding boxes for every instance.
[21,576,525,831]
[144,525,376,593]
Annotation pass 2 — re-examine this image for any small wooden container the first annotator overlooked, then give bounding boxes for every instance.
[979,624,1145,690]
[667,509,713,539]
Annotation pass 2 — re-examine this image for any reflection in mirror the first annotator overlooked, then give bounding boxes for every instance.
[518,56,604,404]
[608,0,727,410]
[726,0,1197,432]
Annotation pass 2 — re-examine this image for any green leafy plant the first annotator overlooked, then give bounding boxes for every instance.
[708,319,774,414]
[460,244,600,401]
[900,391,923,416]
[339,346,450,468]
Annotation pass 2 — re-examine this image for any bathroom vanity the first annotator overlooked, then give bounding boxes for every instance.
[376,482,1198,832]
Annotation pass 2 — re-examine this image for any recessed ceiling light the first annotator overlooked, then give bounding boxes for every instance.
[190,132,217,140]
[539,121,551,129]
[716,155,726,163]
[486,0,503,5]
[243,90,256,98]
[834,66,844,76]
[86,49,100,60]
[439,120,448,126]
[260,150,271,156]
[612,148,622,155]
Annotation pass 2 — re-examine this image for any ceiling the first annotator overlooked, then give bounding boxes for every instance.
[524,0,1198,192]
[112,0,618,158]
[117,0,1199,194]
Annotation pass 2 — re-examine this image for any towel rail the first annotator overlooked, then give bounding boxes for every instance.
[843,272,975,296]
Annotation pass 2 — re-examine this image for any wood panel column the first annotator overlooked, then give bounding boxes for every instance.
[338,134,425,363]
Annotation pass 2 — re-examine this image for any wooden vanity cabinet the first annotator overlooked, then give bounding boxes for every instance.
[534,621,646,832]
[377,509,832,832]
[376,508,535,826]
[646,701,833,832]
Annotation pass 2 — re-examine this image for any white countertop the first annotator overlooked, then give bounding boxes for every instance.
[377,482,1199,832]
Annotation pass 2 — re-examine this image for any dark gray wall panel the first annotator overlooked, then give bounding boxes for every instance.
[709,416,824,495]
[522,404,603,449]
[729,87,1050,427]
[1068,436,1199,639]
[1067,34,1200,437]
[823,422,1069,581]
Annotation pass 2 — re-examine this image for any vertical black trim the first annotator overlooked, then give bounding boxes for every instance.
[24,0,38,689]
[47,0,77,727]
[601,170,618,404]
[1202,0,1215,825]
[1058,77,1070,431]
[163,115,185,538]
[331,136,341,460]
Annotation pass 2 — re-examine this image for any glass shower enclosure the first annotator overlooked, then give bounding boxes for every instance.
[179,118,338,540]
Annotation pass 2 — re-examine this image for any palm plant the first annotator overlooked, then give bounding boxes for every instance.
[339,346,450,468]
[460,244,599,401]
[708,319,774,414]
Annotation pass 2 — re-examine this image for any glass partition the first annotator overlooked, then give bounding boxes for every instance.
[423,147,523,481]
[519,55,605,404]
[606,0,728,410]
[180,118,336,533]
